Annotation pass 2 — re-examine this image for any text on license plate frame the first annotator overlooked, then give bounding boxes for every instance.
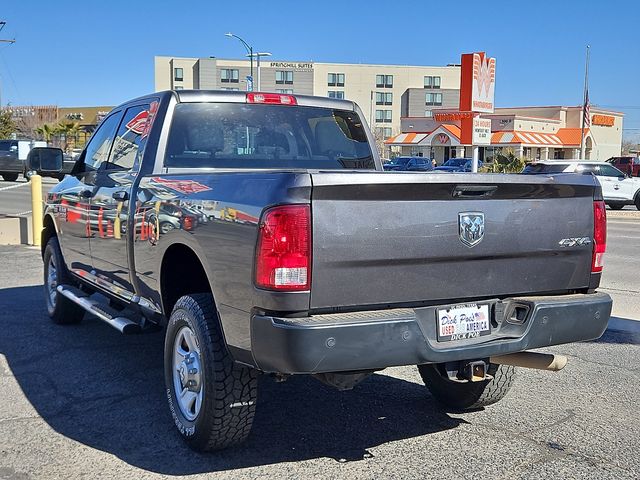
[436,303,491,342]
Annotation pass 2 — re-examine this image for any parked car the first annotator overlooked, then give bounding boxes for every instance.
[383,156,433,171]
[40,90,611,452]
[522,160,640,210]
[0,139,47,181]
[434,157,483,173]
[607,156,640,177]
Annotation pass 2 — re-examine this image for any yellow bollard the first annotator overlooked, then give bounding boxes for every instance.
[30,174,43,246]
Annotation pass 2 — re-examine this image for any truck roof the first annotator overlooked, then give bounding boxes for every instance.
[172,89,357,111]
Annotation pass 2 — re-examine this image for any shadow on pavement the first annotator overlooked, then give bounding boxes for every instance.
[597,317,640,345]
[0,285,464,475]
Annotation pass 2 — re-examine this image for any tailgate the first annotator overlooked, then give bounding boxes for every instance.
[310,171,597,309]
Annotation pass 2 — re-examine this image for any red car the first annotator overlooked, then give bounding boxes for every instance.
[607,156,640,177]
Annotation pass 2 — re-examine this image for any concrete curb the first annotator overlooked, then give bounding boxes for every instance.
[0,216,33,245]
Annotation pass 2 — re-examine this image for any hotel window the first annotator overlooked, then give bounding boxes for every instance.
[175,86,184,90]
[376,74,393,88]
[375,92,392,105]
[328,73,345,87]
[276,70,294,84]
[222,87,240,91]
[424,110,433,117]
[375,109,392,123]
[424,76,441,89]
[174,67,183,82]
[425,92,443,106]
[382,127,392,138]
[221,69,240,83]
[328,91,345,99]
[276,88,294,94]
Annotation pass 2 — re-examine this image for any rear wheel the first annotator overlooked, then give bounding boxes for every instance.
[43,237,85,324]
[1,173,19,182]
[164,293,258,451]
[418,363,515,410]
[635,196,640,211]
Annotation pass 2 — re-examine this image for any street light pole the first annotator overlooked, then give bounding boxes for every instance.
[0,21,16,107]
[247,52,272,91]
[225,32,254,89]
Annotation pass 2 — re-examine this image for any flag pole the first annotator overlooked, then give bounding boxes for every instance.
[580,45,590,159]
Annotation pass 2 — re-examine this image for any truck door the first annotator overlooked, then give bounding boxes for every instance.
[89,103,152,294]
[56,111,122,273]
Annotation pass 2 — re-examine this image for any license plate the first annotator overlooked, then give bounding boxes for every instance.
[436,303,491,342]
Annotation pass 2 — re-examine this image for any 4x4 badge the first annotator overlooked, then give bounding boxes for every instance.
[459,212,485,247]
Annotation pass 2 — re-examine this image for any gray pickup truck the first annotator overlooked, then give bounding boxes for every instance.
[38,90,611,452]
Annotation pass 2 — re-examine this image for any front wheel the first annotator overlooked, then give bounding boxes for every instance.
[635,196,640,211]
[164,294,258,451]
[418,363,516,410]
[607,203,624,210]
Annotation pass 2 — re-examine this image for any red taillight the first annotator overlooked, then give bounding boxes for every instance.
[246,92,297,105]
[592,200,607,273]
[255,204,311,291]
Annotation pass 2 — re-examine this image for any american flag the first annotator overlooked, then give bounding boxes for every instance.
[583,91,591,128]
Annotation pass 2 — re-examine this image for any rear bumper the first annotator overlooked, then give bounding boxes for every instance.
[250,292,612,374]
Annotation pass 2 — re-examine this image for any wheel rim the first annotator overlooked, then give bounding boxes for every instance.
[161,223,174,234]
[46,255,58,309]
[172,326,204,421]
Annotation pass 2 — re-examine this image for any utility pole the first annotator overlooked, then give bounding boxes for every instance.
[0,21,16,108]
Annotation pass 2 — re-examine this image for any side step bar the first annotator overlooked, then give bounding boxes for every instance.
[57,285,141,334]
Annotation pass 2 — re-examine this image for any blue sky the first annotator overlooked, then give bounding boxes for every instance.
[1,0,639,140]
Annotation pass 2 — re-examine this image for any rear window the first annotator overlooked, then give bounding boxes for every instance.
[522,163,569,174]
[164,103,374,169]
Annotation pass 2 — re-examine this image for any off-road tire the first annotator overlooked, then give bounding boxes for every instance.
[164,294,258,451]
[43,237,85,324]
[418,363,516,410]
[1,173,19,182]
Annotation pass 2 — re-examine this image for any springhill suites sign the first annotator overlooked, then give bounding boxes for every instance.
[269,62,313,71]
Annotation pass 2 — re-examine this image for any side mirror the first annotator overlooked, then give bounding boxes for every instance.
[618,175,626,181]
[26,147,63,174]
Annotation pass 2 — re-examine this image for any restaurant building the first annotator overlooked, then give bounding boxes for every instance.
[387,105,623,163]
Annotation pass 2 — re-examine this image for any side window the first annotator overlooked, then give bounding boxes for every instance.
[107,104,151,171]
[599,165,625,177]
[83,112,121,171]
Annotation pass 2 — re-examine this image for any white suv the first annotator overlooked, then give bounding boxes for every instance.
[523,161,640,210]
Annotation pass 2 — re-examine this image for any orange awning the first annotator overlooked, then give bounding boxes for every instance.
[385,132,429,145]
[491,129,589,146]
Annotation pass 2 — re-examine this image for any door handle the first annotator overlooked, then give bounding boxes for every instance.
[78,189,93,198]
[112,190,129,201]
[453,185,498,198]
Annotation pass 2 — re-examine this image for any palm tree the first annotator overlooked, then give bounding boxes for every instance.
[55,121,82,152]
[34,123,55,143]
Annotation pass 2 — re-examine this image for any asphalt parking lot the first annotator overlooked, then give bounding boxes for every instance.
[0,218,638,480]
[0,177,58,217]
